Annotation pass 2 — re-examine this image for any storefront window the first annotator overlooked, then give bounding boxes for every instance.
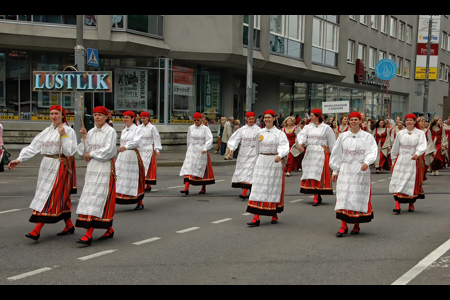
[293,82,307,119]
[310,83,324,111]
[171,66,195,124]
[279,83,293,119]
[198,73,221,124]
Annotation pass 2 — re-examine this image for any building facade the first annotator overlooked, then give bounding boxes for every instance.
[0,15,449,144]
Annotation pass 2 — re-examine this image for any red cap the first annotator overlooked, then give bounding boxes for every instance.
[245,111,255,118]
[311,108,322,116]
[263,109,276,116]
[348,112,362,120]
[193,112,203,119]
[123,111,137,125]
[93,106,109,115]
[405,113,420,129]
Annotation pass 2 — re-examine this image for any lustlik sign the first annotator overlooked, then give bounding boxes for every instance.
[33,71,112,92]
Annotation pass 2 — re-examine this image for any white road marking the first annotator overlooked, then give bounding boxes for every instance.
[176,227,200,233]
[392,238,450,285]
[378,179,386,182]
[0,208,22,214]
[150,180,225,192]
[290,199,304,203]
[133,237,161,245]
[77,249,117,261]
[242,213,251,216]
[7,266,59,281]
[212,218,232,224]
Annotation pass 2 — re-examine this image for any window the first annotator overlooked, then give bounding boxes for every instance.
[380,15,388,34]
[439,63,445,81]
[390,16,397,38]
[360,15,367,25]
[311,15,339,67]
[441,31,448,50]
[379,50,386,61]
[0,15,76,25]
[243,15,261,48]
[269,15,304,59]
[369,47,377,68]
[448,33,450,51]
[111,15,164,38]
[370,15,378,29]
[398,21,405,41]
[405,59,411,78]
[406,25,412,44]
[396,57,403,76]
[347,40,355,63]
[445,65,449,82]
[349,15,356,21]
[358,43,366,62]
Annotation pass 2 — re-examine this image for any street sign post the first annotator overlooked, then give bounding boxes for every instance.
[375,59,397,119]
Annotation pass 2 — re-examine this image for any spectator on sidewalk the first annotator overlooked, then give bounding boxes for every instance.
[222,116,234,160]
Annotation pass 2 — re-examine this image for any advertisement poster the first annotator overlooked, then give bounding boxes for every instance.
[173,66,193,111]
[415,15,440,80]
[115,68,147,110]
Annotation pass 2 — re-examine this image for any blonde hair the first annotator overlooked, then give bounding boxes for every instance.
[282,116,296,127]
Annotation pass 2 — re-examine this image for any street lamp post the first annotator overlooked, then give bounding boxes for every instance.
[423,15,432,122]
[246,15,254,113]
[74,15,85,144]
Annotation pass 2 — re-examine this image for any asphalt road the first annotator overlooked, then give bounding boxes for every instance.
[1,163,450,285]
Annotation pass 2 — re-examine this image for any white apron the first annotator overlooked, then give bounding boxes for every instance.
[179,124,213,178]
[389,128,427,196]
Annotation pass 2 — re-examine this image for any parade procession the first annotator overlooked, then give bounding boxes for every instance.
[6,103,448,247]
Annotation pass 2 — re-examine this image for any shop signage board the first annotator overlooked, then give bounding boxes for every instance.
[415,15,440,80]
[33,71,112,92]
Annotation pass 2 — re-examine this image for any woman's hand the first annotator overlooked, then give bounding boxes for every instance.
[118,146,127,153]
[332,174,338,182]
[58,124,66,136]
[361,163,368,171]
[411,154,418,161]
[8,159,20,170]
[275,155,281,163]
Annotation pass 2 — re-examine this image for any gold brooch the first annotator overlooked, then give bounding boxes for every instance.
[259,135,264,141]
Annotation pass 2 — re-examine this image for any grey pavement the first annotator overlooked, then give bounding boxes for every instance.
[3,144,236,168]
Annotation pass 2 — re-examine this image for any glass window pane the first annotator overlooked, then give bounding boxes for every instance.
[288,15,298,39]
[270,15,283,35]
[312,18,321,46]
[128,15,148,33]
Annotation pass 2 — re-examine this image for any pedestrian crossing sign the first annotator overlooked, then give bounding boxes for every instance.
[87,48,99,67]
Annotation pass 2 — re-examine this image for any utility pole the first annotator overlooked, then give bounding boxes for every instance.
[423,15,432,122]
[246,15,254,113]
[74,15,85,143]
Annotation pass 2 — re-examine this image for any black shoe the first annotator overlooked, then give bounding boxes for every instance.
[336,227,348,237]
[25,230,40,241]
[180,190,189,195]
[134,203,144,210]
[76,235,92,246]
[98,230,114,240]
[56,226,75,236]
[350,228,360,235]
[199,190,206,194]
[271,220,278,224]
[247,219,260,227]
[393,208,401,215]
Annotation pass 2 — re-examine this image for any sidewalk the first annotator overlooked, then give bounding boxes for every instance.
[4,145,237,168]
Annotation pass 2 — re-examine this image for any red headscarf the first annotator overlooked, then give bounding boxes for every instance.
[49,105,68,126]
[123,111,137,125]
[140,111,150,118]
[93,106,109,115]
[405,113,421,129]
[193,112,203,119]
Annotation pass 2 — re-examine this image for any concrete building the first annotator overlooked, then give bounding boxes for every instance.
[0,15,449,146]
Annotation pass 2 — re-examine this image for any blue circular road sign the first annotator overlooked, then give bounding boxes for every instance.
[375,59,397,80]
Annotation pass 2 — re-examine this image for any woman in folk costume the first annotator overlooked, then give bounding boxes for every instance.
[246,110,289,226]
[9,105,77,241]
[372,119,392,173]
[297,108,336,206]
[76,106,118,246]
[281,116,301,177]
[443,116,450,167]
[360,112,372,133]
[418,116,436,181]
[180,112,215,195]
[330,112,377,237]
[389,114,427,214]
[429,117,448,176]
[138,111,162,192]
[226,111,260,200]
[115,111,146,210]
[336,115,349,137]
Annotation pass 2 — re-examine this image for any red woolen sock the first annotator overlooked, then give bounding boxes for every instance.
[254,214,260,221]
[31,223,44,236]
[272,213,278,221]
[352,223,360,231]
[242,189,248,196]
[200,185,206,192]
[102,227,114,237]
[82,228,94,241]
[339,221,348,233]
[64,218,74,229]
[395,201,401,209]
[184,182,190,191]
